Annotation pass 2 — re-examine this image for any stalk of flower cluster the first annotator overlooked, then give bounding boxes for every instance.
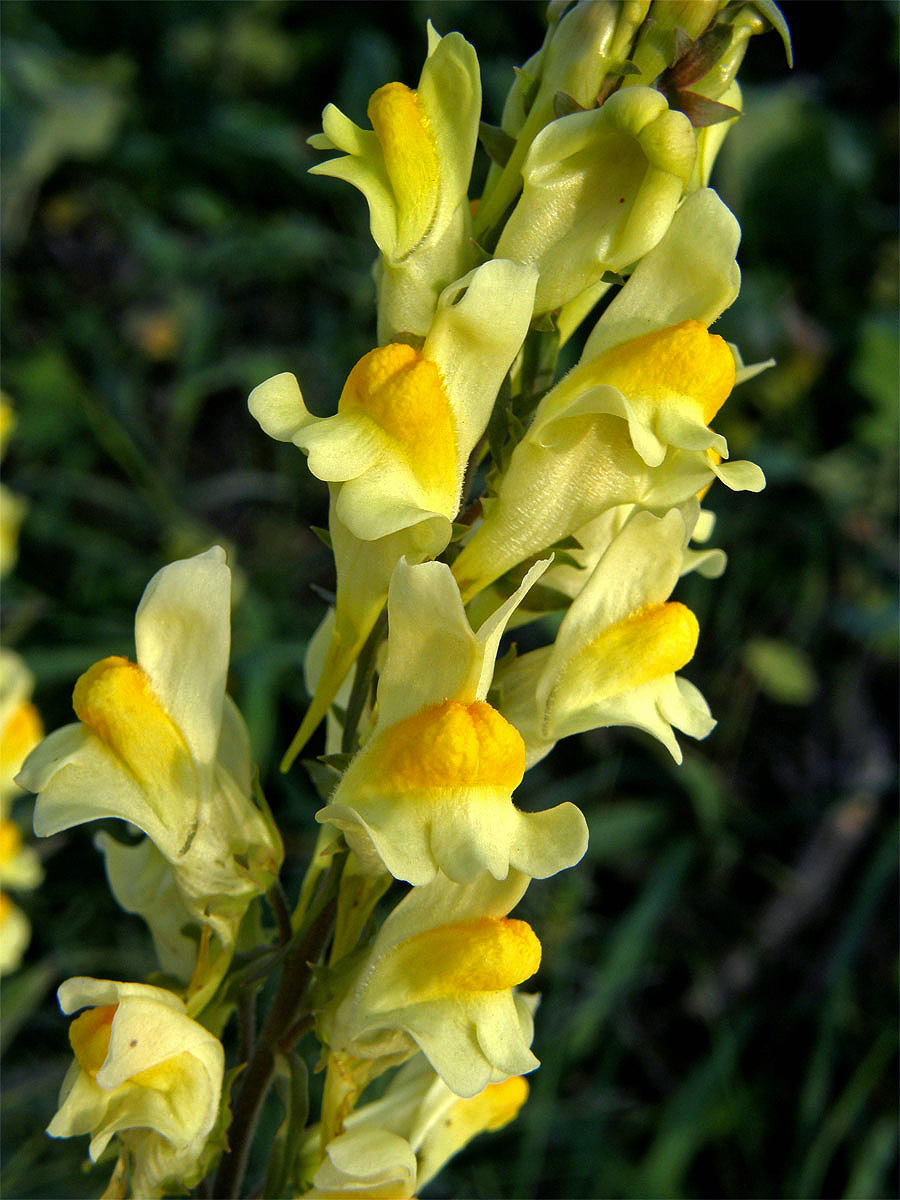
[240,6,786,1194]
[21,4,789,1197]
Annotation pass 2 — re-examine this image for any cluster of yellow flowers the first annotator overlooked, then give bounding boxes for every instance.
[14,3,788,1196]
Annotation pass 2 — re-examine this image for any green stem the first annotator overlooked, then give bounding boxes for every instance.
[211,893,338,1199]
[267,881,293,947]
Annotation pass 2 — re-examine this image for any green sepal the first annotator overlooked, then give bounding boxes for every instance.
[389,330,427,352]
[340,607,386,756]
[601,269,627,285]
[494,641,519,673]
[530,311,558,333]
[486,373,515,473]
[517,582,575,613]
[310,525,332,549]
[512,65,541,116]
[478,121,516,168]
[308,945,371,1022]
[450,520,475,542]
[553,90,586,119]
[549,534,583,552]
[218,944,284,997]
[318,752,355,773]
[606,60,641,78]
[303,757,344,802]
[252,770,285,880]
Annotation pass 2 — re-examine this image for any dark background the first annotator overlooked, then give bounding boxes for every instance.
[1,2,897,1197]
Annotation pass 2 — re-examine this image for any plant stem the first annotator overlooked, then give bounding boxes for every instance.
[211,895,338,1199]
[267,880,294,947]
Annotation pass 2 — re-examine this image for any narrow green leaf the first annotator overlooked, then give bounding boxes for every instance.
[795,1031,897,1198]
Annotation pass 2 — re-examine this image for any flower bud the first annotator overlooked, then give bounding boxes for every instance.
[628,1,730,86]
[476,2,650,242]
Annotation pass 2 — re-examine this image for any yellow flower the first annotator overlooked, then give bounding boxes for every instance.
[309,24,482,340]
[251,260,537,763]
[0,649,43,812]
[19,549,281,993]
[47,978,224,1198]
[493,510,715,766]
[452,190,764,602]
[0,483,27,578]
[0,891,31,974]
[318,558,587,884]
[0,397,27,577]
[303,1128,417,1199]
[322,871,540,1098]
[301,1056,529,1197]
[494,87,696,316]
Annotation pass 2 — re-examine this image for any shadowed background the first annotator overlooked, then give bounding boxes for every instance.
[1,2,897,1197]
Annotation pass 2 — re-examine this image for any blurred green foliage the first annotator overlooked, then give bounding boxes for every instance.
[1,2,897,1198]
